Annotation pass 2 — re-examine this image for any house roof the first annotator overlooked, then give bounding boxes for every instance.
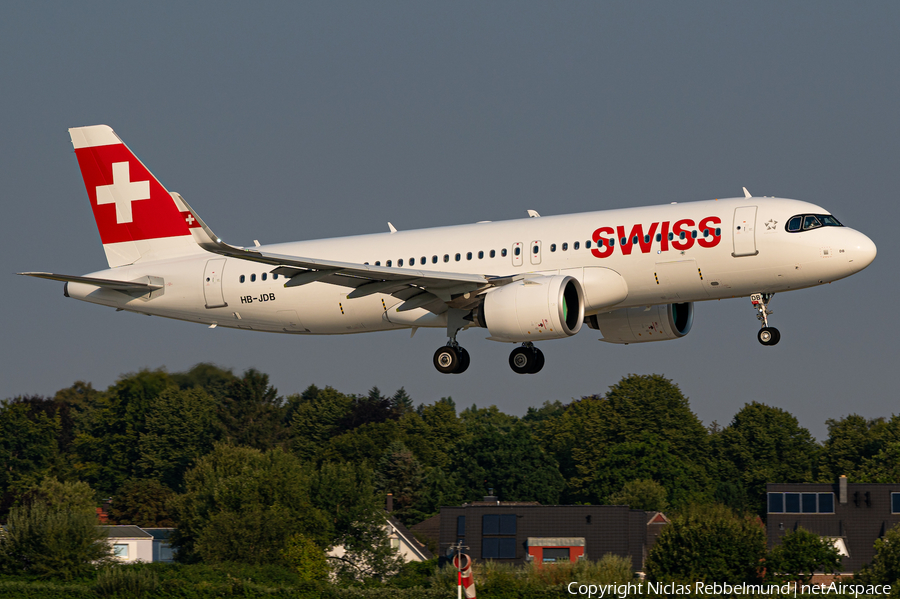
[142,528,175,540]
[100,525,152,539]
[388,515,434,560]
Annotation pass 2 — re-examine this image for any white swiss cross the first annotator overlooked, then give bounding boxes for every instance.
[185,213,196,225]
[95,162,151,224]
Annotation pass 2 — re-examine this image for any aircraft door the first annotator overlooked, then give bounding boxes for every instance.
[512,242,524,266]
[203,258,228,308]
[732,206,759,257]
[530,240,542,265]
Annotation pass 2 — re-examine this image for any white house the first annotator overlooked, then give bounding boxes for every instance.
[101,525,153,563]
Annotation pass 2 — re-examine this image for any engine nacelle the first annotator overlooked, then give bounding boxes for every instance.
[477,275,585,342]
[586,302,693,344]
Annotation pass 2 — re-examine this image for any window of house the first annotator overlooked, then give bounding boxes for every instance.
[113,544,129,558]
[457,515,466,536]
[768,492,834,513]
[483,514,516,535]
[482,514,518,559]
[482,537,517,559]
[390,538,400,550]
[892,493,900,514]
[542,548,570,562]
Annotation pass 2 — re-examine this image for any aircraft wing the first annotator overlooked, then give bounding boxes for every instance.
[185,202,495,313]
[17,272,163,292]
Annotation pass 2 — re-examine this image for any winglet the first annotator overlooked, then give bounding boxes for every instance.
[388,222,397,233]
[743,187,752,198]
[527,210,540,218]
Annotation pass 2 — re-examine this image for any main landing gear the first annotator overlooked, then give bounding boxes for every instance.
[509,343,544,374]
[751,292,781,346]
[433,344,470,374]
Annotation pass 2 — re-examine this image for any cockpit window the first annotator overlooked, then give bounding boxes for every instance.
[785,214,843,233]
[803,215,822,230]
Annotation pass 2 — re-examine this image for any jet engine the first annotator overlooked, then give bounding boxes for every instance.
[475,275,584,342]
[586,302,693,344]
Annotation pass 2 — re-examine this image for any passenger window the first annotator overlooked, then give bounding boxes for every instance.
[532,245,539,254]
[562,243,568,251]
[433,256,438,264]
[398,259,403,267]
[514,247,521,256]
[273,273,278,280]
[250,274,256,282]
[679,232,686,240]
[501,248,508,257]
[620,237,627,245]
[467,252,473,260]
[787,216,803,232]
[703,229,710,237]
[574,241,580,250]
[643,235,649,244]
[656,234,662,242]
[375,261,381,266]
[386,260,392,267]
[262,272,267,281]
[550,244,556,252]
[444,254,450,263]
[803,215,822,230]
[715,228,721,236]
[668,232,674,241]
[490,250,496,258]
[420,256,426,265]
[609,238,615,246]
[691,231,697,239]
[455,253,461,261]
[240,275,245,283]
[586,240,591,248]
[478,251,484,259]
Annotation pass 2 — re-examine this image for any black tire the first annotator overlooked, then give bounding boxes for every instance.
[433,346,460,374]
[509,347,534,374]
[758,327,778,346]
[456,348,471,374]
[530,348,545,374]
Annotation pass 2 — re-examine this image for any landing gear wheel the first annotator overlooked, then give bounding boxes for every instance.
[456,348,471,374]
[758,327,781,346]
[509,346,544,374]
[434,346,460,374]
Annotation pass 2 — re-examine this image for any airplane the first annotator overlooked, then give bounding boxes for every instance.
[20,125,877,374]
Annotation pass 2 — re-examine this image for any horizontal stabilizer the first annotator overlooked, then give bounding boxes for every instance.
[17,272,162,292]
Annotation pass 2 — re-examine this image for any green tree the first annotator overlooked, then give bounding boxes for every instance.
[645,503,766,584]
[0,400,60,517]
[109,479,176,527]
[289,385,354,461]
[857,442,900,482]
[172,444,329,564]
[282,533,329,583]
[217,369,287,450]
[608,478,669,512]
[0,501,111,579]
[454,418,565,503]
[375,441,424,524]
[819,414,892,481]
[766,527,841,584]
[170,362,237,400]
[713,402,819,515]
[310,461,403,581]
[72,369,174,496]
[20,477,96,516]
[137,387,218,490]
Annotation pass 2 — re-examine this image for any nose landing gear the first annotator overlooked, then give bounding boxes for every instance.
[751,293,780,346]
[509,342,545,374]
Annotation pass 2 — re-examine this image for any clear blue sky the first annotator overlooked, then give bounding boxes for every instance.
[3,2,897,440]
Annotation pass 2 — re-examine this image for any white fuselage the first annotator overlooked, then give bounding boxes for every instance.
[65,197,876,339]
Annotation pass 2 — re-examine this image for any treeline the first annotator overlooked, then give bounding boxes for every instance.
[2,366,899,528]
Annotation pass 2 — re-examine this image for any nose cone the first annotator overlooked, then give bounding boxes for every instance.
[848,230,877,272]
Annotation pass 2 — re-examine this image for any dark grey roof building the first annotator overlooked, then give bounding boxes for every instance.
[767,477,900,573]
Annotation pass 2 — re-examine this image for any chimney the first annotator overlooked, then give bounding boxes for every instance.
[484,487,498,503]
[839,475,847,504]
[386,493,393,513]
